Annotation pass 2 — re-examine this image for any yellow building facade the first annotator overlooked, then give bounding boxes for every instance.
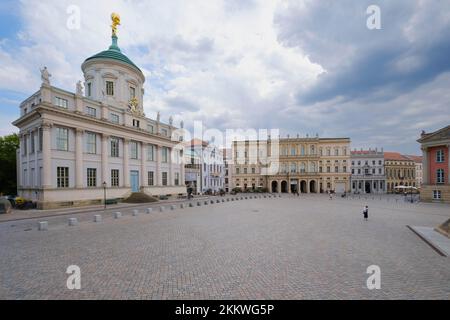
[231,136,351,193]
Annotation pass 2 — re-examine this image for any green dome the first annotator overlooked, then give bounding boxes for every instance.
[84,35,142,73]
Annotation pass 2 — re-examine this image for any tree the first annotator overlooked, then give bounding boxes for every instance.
[0,133,19,195]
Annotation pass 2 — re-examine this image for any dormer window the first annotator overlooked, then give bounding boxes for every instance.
[106,81,114,96]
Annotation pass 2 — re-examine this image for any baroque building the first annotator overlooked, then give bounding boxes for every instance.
[417,125,450,203]
[231,135,351,193]
[350,149,386,194]
[384,152,416,193]
[12,14,185,209]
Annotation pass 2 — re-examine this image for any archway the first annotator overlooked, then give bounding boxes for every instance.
[310,180,316,193]
[271,181,278,193]
[300,180,307,193]
[281,181,288,193]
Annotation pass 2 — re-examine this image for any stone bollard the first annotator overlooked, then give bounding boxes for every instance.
[132,209,139,216]
[231,198,234,201]
[221,199,225,202]
[197,201,202,206]
[114,212,122,219]
[227,198,230,202]
[210,200,214,204]
[93,215,102,223]
[189,202,194,207]
[160,206,165,212]
[38,221,48,231]
[204,201,209,205]
[180,203,185,209]
[68,217,78,226]
[170,205,176,210]
[264,195,267,198]
[216,199,221,203]
[146,208,153,214]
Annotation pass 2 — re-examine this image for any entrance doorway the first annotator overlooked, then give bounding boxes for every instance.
[281,181,288,193]
[309,180,316,193]
[300,180,307,193]
[271,181,278,193]
[365,181,371,194]
[130,170,140,192]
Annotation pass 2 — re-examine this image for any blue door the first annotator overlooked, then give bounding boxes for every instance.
[130,170,139,192]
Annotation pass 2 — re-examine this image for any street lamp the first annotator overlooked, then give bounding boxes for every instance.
[102,181,107,209]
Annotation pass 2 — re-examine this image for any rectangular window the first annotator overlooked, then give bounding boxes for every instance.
[86,106,97,117]
[236,168,240,174]
[162,172,168,186]
[86,132,97,154]
[57,167,69,188]
[327,167,331,173]
[161,128,168,136]
[55,97,68,108]
[437,169,445,184]
[110,113,120,124]
[148,171,154,186]
[87,83,92,96]
[56,127,69,151]
[110,137,120,157]
[252,167,256,174]
[130,141,138,159]
[38,128,43,151]
[175,172,179,186]
[335,166,339,173]
[111,169,119,187]
[22,135,27,155]
[148,124,154,133]
[433,190,441,200]
[130,87,136,99]
[161,147,169,163]
[106,81,114,96]
[30,131,35,153]
[147,144,155,161]
[87,168,97,187]
[133,119,140,128]
[436,150,444,163]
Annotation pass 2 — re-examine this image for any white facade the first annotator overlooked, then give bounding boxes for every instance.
[13,31,186,209]
[184,140,225,194]
[350,149,386,194]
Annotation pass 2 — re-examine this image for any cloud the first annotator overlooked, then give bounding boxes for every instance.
[0,0,449,154]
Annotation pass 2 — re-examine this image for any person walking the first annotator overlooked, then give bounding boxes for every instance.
[363,205,369,221]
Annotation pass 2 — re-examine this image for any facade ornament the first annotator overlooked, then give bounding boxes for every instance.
[40,66,51,85]
[76,81,83,96]
[156,111,161,122]
[111,13,121,37]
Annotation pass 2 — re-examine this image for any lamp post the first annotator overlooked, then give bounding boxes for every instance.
[102,181,107,209]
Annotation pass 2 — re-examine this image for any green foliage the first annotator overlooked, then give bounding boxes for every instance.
[0,133,19,195]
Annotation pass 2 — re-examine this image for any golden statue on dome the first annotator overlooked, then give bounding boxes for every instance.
[111,13,121,36]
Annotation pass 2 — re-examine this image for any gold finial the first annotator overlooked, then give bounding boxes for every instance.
[111,12,121,36]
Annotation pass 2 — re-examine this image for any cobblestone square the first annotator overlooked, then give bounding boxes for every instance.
[1,195,449,299]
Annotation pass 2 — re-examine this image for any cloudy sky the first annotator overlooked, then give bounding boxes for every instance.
[0,0,449,154]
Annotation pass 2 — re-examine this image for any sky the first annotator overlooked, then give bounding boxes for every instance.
[0,0,449,154]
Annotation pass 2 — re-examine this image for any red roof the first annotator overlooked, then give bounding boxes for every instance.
[404,155,423,163]
[384,152,412,161]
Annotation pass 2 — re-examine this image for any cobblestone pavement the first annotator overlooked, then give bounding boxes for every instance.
[1,194,449,299]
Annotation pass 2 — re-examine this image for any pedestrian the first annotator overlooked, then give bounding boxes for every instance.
[363,205,368,221]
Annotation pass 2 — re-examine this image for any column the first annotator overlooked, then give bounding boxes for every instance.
[42,122,52,189]
[26,131,30,188]
[102,133,109,186]
[123,138,130,187]
[75,129,84,188]
[447,144,450,184]
[156,145,161,186]
[141,142,147,188]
